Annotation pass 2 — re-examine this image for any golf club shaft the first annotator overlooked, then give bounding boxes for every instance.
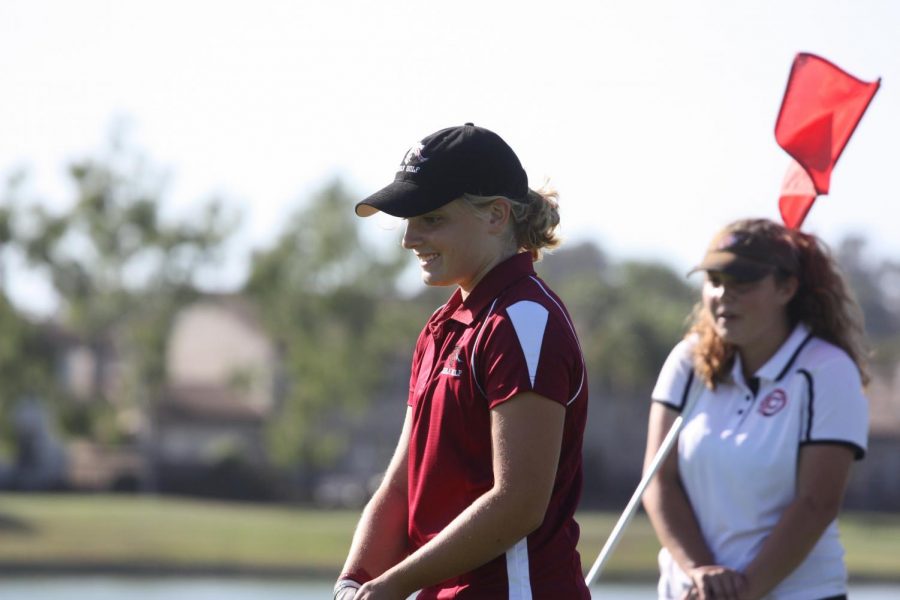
[584,411,686,587]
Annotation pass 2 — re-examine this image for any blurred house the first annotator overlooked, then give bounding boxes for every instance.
[2,396,67,490]
[153,295,283,499]
[6,295,284,499]
[845,365,900,511]
[12,291,899,510]
[67,439,142,492]
[0,323,133,493]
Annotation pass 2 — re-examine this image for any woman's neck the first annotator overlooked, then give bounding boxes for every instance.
[737,317,794,381]
[459,247,519,300]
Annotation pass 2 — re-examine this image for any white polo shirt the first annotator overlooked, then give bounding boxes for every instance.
[651,323,868,600]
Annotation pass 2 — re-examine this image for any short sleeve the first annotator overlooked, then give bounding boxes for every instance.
[652,338,697,411]
[800,350,869,459]
[476,300,583,409]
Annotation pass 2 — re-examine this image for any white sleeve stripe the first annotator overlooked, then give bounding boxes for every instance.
[528,276,586,405]
[505,537,533,599]
[471,298,499,399]
[506,301,549,386]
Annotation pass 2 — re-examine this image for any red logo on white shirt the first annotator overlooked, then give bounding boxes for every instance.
[759,388,788,416]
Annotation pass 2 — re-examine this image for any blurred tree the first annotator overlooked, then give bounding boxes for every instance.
[593,261,697,393]
[2,129,236,444]
[539,243,696,395]
[245,179,417,491]
[539,242,698,505]
[835,236,900,368]
[0,295,56,458]
[0,201,10,290]
[0,173,57,458]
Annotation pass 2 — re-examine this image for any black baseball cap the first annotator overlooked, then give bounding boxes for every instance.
[355,123,529,218]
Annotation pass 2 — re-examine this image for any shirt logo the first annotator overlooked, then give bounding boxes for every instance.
[439,345,464,377]
[399,142,428,174]
[758,388,788,416]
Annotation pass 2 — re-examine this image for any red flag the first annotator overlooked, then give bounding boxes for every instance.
[774,53,879,228]
[778,159,817,229]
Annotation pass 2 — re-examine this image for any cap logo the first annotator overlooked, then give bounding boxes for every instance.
[399,142,428,174]
[716,232,747,251]
[758,388,788,416]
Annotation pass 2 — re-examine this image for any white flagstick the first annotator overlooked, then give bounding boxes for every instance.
[585,382,702,588]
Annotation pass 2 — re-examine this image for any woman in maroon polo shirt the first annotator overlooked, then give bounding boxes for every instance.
[335,124,591,599]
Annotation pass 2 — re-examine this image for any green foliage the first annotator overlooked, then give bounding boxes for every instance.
[0,205,11,245]
[0,295,57,456]
[539,245,696,394]
[1,129,236,441]
[16,156,231,340]
[246,179,413,472]
[4,126,900,503]
[834,236,900,370]
[0,177,54,454]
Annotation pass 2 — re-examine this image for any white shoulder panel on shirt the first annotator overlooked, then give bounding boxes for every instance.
[506,300,549,386]
[799,338,858,372]
[652,336,698,405]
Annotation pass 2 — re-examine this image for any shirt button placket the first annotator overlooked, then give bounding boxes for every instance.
[738,394,750,415]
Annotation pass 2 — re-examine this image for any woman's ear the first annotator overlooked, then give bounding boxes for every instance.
[486,198,512,233]
[776,275,800,306]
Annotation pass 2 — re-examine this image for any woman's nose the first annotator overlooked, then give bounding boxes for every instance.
[705,283,726,303]
[401,221,419,249]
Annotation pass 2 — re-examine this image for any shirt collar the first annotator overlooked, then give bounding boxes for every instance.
[731,322,812,384]
[444,252,536,326]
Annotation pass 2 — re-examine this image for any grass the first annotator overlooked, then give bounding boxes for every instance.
[0,494,898,581]
[0,494,356,575]
[576,511,900,581]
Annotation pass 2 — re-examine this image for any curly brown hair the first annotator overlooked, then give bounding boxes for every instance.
[689,219,870,387]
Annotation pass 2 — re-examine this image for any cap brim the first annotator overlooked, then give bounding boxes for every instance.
[355,180,458,218]
[687,252,775,282]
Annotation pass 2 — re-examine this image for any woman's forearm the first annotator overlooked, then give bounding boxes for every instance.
[741,445,854,599]
[742,487,844,597]
[342,408,414,583]
[374,484,544,596]
[642,404,715,575]
[356,393,564,599]
[341,482,410,581]
[643,477,715,573]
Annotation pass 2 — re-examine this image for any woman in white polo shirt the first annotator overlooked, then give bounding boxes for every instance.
[643,218,869,600]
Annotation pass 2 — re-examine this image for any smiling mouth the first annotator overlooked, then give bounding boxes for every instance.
[416,253,439,267]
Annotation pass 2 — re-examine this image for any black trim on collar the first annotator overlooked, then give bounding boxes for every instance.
[747,376,760,398]
[775,332,814,381]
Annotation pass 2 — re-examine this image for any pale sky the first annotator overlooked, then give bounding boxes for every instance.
[2,0,898,314]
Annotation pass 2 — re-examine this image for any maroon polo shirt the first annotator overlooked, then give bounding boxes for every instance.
[406,252,590,599]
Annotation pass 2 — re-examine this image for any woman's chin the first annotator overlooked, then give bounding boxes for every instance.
[714,324,740,345]
[420,272,446,287]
